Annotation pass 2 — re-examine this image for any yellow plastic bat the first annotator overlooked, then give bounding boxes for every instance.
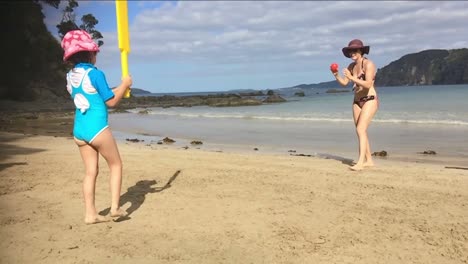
[115,0,131,98]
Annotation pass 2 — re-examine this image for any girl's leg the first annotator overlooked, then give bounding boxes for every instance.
[350,101,378,171]
[91,128,126,217]
[75,138,109,224]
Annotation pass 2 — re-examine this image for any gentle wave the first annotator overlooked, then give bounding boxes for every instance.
[373,119,468,126]
[130,110,468,126]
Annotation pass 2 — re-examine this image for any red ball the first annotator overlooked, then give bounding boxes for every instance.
[330,63,339,73]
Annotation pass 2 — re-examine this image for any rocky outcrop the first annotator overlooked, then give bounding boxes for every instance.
[375,49,468,86]
[294,91,305,97]
[326,89,350,93]
[263,94,287,103]
[115,93,265,110]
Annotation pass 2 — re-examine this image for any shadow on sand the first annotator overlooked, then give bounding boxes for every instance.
[290,152,355,166]
[99,170,181,222]
[0,133,46,172]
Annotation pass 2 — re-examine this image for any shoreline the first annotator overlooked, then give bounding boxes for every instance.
[1,108,467,168]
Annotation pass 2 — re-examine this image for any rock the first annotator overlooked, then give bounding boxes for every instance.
[253,148,258,151]
[372,150,388,157]
[239,91,265,96]
[294,91,305,97]
[191,140,203,145]
[126,138,143,143]
[263,94,287,103]
[138,109,150,114]
[418,150,436,155]
[162,137,175,143]
[114,93,264,109]
[291,153,313,157]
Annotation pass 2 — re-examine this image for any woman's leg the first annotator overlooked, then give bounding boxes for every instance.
[352,103,362,163]
[350,101,378,171]
[364,138,374,167]
[75,138,109,224]
[91,128,126,217]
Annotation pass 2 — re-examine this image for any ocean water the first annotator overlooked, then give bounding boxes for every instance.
[110,84,468,164]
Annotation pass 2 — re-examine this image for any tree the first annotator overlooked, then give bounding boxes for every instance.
[80,14,104,47]
[56,0,104,46]
[0,1,67,100]
[35,0,61,9]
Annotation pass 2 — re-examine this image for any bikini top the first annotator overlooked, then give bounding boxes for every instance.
[351,57,375,81]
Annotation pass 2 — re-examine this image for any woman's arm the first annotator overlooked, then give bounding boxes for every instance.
[106,76,132,107]
[332,63,353,87]
[334,71,350,87]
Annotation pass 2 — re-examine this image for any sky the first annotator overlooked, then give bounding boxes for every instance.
[42,1,468,93]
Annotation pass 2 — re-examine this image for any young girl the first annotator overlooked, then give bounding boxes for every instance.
[332,39,378,171]
[61,30,132,224]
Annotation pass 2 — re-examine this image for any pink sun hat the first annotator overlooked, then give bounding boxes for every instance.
[61,30,100,61]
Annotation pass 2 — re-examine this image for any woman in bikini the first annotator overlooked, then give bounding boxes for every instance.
[332,39,378,171]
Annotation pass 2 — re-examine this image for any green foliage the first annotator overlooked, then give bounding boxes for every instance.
[35,0,61,9]
[80,14,104,47]
[0,1,67,100]
[56,0,104,46]
[0,0,106,101]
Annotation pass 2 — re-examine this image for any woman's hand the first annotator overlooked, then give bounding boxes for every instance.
[343,68,354,81]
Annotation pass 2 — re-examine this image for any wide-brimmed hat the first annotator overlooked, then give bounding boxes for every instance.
[61,30,99,61]
[342,39,370,58]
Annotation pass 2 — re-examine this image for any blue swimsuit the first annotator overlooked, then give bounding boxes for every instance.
[66,63,115,143]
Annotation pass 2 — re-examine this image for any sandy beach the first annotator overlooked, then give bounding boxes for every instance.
[1,110,468,264]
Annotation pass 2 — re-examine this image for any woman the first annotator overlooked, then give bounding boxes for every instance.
[332,39,378,171]
[61,30,132,223]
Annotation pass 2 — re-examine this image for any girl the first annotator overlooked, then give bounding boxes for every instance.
[61,30,132,223]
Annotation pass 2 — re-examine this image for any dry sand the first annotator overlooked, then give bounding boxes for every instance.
[1,127,467,263]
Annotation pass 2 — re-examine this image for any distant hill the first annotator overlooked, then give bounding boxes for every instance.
[131,88,152,95]
[289,80,352,90]
[375,48,468,86]
[276,48,468,94]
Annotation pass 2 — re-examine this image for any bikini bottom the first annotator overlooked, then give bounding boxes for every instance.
[353,95,378,108]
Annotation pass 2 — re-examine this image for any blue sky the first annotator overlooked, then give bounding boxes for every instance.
[42,1,468,93]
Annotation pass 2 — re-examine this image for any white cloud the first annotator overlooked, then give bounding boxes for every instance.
[42,1,468,91]
[127,1,468,68]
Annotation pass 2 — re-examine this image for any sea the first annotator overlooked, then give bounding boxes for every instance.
[109,84,468,166]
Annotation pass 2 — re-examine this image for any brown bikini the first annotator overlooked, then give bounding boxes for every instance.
[352,58,378,108]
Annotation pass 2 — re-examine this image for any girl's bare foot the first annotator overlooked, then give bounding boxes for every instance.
[363,162,374,168]
[110,208,128,218]
[85,215,110,225]
[349,164,364,171]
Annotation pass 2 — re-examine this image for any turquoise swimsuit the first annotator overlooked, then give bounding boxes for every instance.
[66,63,115,143]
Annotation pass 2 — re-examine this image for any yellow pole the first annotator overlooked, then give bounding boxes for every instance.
[115,0,131,98]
